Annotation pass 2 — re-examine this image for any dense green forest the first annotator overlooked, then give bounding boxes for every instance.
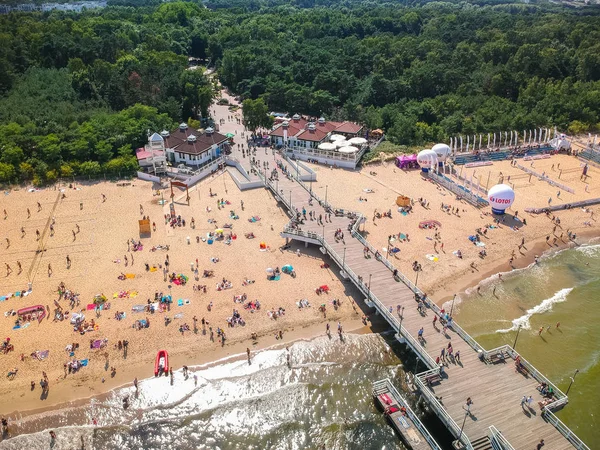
[0,0,600,184]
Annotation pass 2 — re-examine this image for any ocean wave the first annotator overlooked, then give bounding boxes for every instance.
[495,287,572,333]
[575,243,600,258]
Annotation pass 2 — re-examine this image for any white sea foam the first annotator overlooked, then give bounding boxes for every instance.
[495,287,573,333]
[576,243,600,258]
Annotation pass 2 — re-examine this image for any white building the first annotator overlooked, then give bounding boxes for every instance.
[160,122,229,168]
[136,132,167,175]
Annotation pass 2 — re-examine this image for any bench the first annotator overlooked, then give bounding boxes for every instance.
[424,373,441,385]
[486,350,508,364]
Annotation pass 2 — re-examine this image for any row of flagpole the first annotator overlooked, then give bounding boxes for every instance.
[449,127,558,154]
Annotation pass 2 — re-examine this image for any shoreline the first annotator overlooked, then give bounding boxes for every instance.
[1,315,387,423]
[431,227,600,306]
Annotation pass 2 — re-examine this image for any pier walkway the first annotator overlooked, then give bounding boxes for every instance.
[253,153,588,450]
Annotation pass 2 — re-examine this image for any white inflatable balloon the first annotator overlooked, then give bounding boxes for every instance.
[417,149,438,172]
[431,143,450,162]
[488,184,515,214]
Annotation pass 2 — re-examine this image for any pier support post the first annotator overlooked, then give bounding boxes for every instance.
[395,333,406,344]
[365,299,376,309]
[305,241,308,248]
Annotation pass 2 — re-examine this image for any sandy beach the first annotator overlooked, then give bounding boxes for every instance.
[1,90,599,425]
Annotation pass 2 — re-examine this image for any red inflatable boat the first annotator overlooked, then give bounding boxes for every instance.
[154,350,169,376]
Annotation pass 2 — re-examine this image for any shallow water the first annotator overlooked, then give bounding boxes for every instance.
[451,243,600,444]
[0,334,455,449]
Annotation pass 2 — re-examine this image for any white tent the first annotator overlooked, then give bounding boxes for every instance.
[338,145,359,153]
[318,142,337,151]
[348,137,367,145]
[335,140,349,148]
[330,134,345,141]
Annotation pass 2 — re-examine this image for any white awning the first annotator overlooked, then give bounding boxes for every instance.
[330,134,345,141]
[318,142,337,151]
[338,145,359,153]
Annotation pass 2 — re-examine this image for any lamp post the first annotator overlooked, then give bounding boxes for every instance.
[566,369,580,395]
[325,185,328,206]
[415,266,421,287]
[368,273,372,301]
[513,324,522,350]
[399,306,405,330]
[342,247,346,268]
[450,294,457,316]
[457,410,469,443]
[289,190,292,209]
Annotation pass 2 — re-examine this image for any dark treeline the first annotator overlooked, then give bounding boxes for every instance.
[0,0,599,183]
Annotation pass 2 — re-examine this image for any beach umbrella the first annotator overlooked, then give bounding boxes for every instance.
[330,134,345,141]
[266,268,274,274]
[225,133,235,138]
[335,140,349,148]
[338,146,358,153]
[348,137,367,145]
[282,265,293,271]
[215,229,224,234]
[318,142,337,151]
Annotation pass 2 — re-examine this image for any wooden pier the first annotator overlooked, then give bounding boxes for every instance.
[247,151,590,450]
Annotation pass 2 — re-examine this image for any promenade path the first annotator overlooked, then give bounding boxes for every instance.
[254,153,583,449]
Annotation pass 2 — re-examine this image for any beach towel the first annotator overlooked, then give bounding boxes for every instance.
[126,273,135,279]
[14,291,20,297]
[268,275,280,281]
[475,242,486,247]
[177,299,183,306]
[132,305,145,312]
[174,313,184,319]
[91,339,105,349]
[79,359,88,367]
[86,302,111,311]
[425,254,439,262]
[37,350,50,360]
[150,267,158,272]
[0,296,6,302]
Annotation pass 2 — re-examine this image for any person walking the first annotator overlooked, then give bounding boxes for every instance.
[465,397,473,413]
[521,395,527,408]
[537,439,545,449]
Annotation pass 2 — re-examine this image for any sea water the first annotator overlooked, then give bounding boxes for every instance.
[0,334,455,450]
[449,242,600,444]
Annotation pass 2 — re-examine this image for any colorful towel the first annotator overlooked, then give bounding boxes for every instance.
[79,359,88,367]
[38,350,50,360]
[86,302,111,311]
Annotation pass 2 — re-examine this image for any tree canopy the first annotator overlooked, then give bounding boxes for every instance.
[0,0,599,183]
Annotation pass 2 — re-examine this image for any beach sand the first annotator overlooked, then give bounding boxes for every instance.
[1,90,599,422]
[303,154,600,302]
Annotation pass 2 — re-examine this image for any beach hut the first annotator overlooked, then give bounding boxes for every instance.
[138,219,151,236]
[488,184,515,215]
[416,149,438,173]
[396,195,411,207]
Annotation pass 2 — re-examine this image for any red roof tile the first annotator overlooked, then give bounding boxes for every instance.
[164,127,228,155]
[334,121,363,134]
[296,128,328,142]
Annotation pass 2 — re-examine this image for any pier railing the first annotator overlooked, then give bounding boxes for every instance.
[541,410,590,450]
[488,426,516,450]
[483,345,567,409]
[373,378,443,450]
[414,369,473,449]
[281,224,438,371]
[266,157,589,450]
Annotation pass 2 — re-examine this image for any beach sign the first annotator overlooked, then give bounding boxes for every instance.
[488,184,515,215]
